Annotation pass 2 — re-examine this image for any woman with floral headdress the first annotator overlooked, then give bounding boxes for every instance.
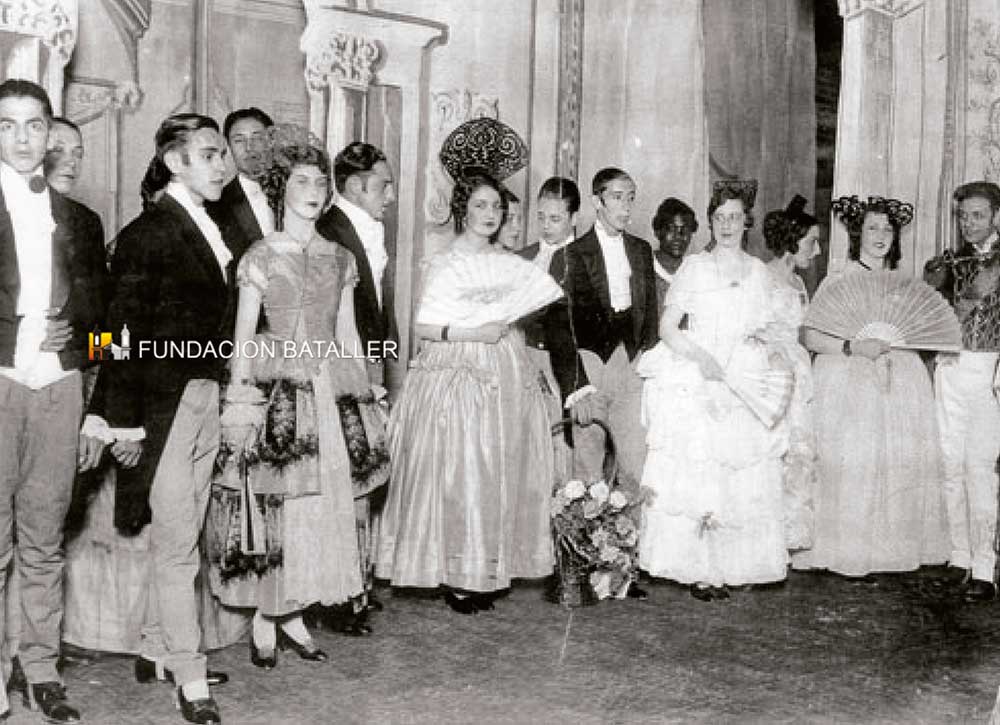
[207,125,389,667]
[637,180,790,601]
[376,167,555,613]
[791,195,948,575]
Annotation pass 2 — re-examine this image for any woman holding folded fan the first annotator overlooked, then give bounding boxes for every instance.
[637,180,790,601]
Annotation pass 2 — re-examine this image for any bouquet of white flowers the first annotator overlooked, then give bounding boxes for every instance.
[549,419,649,606]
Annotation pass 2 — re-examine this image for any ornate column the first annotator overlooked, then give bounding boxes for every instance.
[302,31,380,155]
[829,0,903,270]
[0,0,79,114]
[555,0,584,180]
[300,4,447,383]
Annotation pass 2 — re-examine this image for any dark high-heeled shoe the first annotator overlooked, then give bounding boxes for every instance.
[690,584,714,601]
[469,591,498,611]
[277,629,328,662]
[249,638,276,670]
[443,590,478,614]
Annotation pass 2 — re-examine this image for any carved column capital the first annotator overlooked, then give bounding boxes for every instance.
[303,31,381,92]
[838,0,922,20]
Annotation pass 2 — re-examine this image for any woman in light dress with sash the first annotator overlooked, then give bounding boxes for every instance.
[377,169,555,613]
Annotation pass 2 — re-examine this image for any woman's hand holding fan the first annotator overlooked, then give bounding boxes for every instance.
[804,272,962,352]
[417,252,564,329]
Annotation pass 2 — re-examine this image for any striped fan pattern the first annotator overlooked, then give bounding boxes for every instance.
[417,253,564,328]
[804,272,961,352]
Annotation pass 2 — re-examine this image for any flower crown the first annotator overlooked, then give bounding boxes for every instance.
[832,195,914,230]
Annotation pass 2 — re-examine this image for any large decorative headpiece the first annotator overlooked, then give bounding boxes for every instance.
[832,195,914,230]
[439,117,528,183]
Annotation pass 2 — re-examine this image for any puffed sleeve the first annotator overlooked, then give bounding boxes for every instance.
[237,240,270,296]
[664,254,699,313]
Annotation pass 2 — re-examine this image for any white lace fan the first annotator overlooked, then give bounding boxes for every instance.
[724,346,794,429]
[417,253,564,328]
[804,272,961,351]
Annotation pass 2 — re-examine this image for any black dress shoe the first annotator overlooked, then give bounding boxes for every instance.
[469,591,498,611]
[277,630,328,662]
[942,565,970,586]
[5,655,25,696]
[134,657,229,687]
[711,586,731,600]
[690,584,714,601]
[626,583,649,600]
[443,590,478,614]
[249,639,276,670]
[964,579,997,602]
[324,606,373,636]
[366,594,385,612]
[24,682,80,723]
[176,689,221,724]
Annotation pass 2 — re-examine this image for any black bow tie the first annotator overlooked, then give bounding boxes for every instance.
[28,176,46,194]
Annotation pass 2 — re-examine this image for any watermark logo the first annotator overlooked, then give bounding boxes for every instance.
[88,325,132,361]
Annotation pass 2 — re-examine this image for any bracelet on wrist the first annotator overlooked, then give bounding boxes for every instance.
[842,339,852,356]
[442,325,450,342]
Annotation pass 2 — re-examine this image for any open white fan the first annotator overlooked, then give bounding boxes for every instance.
[417,252,564,328]
[804,271,961,352]
[725,346,794,429]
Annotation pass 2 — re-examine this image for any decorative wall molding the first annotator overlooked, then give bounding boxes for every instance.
[212,0,305,26]
[967,16,1000,183]
[838,0,923,19]
[99,0,150,88]
[303,32,380,92]
[555,0,583,180]
[423,89,499,225]
[299,3,447,386]
[0,0,77,60]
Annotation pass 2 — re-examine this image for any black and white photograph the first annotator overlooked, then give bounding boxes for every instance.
[0,0,999,722]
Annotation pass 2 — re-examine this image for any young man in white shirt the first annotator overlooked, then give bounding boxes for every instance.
[0,78,108,723]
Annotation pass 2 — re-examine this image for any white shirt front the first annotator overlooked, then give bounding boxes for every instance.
[533,235,574,275]
[338,196,387,308]
[0,162,71,389]
[238,174,275,237]
[166,182,232,276]
[594,221,632,312]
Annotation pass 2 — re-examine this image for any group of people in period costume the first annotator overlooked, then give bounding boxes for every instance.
[3,70,1000,725]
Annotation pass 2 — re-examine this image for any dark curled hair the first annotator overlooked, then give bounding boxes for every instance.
[652,197,698,241]
[538,176,581,214]
[833,195,912,271]
[333,141,387,194]
[0,78,53,119]
[257,125,331,231]
[450,167,506,234]
[222,107,273,141]
[140,114,219,210]
[762,211,800,256]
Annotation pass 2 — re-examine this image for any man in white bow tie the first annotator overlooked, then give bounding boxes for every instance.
[0,78,108,722]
